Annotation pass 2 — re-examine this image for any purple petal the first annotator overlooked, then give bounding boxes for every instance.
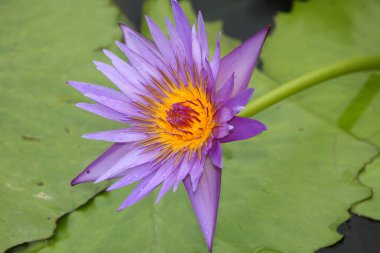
[68,81,127,100]
[138,161,176,198]
[93,61,132,96]
[68,81,136,115]
[208,141,222,168]
[75,102,128,123]
[210,33,221,80]
[117,172,156,211]
[222,88,254,112]
[146,16,177,66]
[116,41,162,82]
[103,49,147,94]
[119,160,175,209]
[212,124,231,139]
[202,59,216,95]
[214,88,254,124]
[189,156,205,191]
[197,12,209,60]
[155,171,178,203]
[119,23,159,54]
[71,143,130,185]
[184,157,221,252]
[82,129,146,143]
[94,148,159,183]
[214,106,234,126]
[215,26,270,96]
[219,116,267,143]
[165,17,189,68]
[126,31,174,75]
[216,74,234,103]
[171,0,192,59]
[174,153,194,190]
[192,25,202,73]
[107,163,158,191]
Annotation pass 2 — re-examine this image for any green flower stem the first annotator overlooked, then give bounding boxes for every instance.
[239,56,380,118]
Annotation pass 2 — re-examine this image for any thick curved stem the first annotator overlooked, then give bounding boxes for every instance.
[239,56,380,118]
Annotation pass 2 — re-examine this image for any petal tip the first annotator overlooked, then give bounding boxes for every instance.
[118,22,126,29]
[106,185,115,191]
[70,178,79,186]
[81,133,90,139]
[67,80,77,87]
[75,102,84,108]
[207,241,213,253]
[70,174,88,186]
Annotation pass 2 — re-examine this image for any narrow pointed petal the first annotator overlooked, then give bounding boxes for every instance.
[119,23,158,54]
[215,26,270,96]
[82,129,147,142]
[197,12,209,60]
[208,141,222,168]
[146,16,177,66]
[75,102,128,123]
[189,156,205,191]
[214,88,254,124]
[103,49,147,94]
[192,25,202,73]
[107,163,158,191]
[221,88,254,112]
[118,172,156,211]
[116,41,162,81]
[203,59,216,93]
[219,116,267,143]
[137,161,175,198]
[210,33,220,80]
[68,81,126,100]
[214,106,234,125]
[184,157,221,252]
[216,74,234,103]
[166,17,189,66]
[94,148,159,183]
[118,161,175,209]
[171,0,192,57]
[155,171,178,203]
[71,143,130,185]
[68,81,136,115]
[93,61,131,96]
[212,124,231,139]
[126,31,173,75]
[174,154,193,190]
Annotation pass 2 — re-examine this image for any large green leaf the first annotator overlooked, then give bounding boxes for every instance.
[353,156,380,220]
[14,70,376,253]
[10,0,378,252]
[0,0,124,251]
[261,0,380,219]
[352,75,380,219]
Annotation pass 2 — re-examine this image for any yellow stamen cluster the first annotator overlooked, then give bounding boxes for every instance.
[133,69,215,161]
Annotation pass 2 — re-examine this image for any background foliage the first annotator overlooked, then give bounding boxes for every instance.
[1,0,379,252]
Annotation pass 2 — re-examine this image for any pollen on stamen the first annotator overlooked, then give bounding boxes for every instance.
[131,67,216,162]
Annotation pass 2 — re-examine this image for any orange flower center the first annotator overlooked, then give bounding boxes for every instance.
[134,71,215,161]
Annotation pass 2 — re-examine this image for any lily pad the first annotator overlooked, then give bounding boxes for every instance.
[14,68,377,253]
[0,0,124,251]
[353,156,380,220]
[261,0,380,220]
[351,76,380,219]
[9,1,378,253]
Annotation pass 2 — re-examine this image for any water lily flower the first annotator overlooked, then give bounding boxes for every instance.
[69,0,269,251]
